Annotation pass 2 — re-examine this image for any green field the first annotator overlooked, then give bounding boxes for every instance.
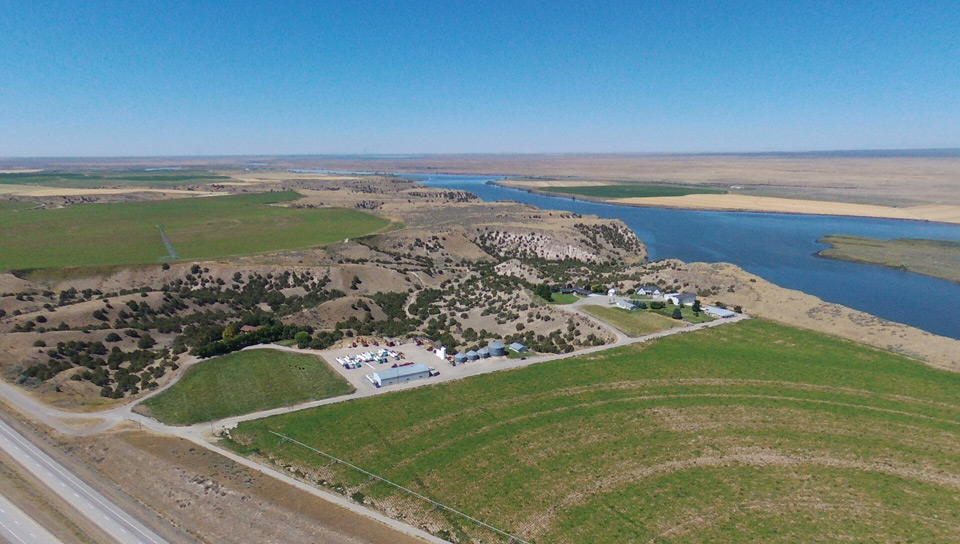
[653,304,714,323]
[542,183,726,199]
[543,292,579,305]
[819,234,960,283]
[227,320,960,543]
[140,349,355,425]
[0,201,35,212]
[0,191,390,270]
[582,304,682,336]
[0,170,231,189]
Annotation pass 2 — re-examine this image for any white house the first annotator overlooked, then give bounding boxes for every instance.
[637,285,662,297]
[615,298,638,311]
[607,287,617,297]
[665,292,698,306]
[434,346,447,360]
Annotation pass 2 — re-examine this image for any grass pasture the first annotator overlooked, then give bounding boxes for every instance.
[0,170,231,189]
[0,200,36,212]
[542,292,579,305]
[0,191,390,270]
[228,320,960,543]
[542,183,726,199]
[140,349,354,425]
[582,304,682,336]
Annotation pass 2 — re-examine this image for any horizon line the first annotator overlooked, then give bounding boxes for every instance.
[2,147,959,162]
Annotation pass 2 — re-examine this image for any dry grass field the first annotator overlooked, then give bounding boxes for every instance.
[276,153,960,207]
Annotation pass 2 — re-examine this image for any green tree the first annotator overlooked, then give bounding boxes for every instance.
[692,300,701,315]
[533,283,553,302]
[137,334,156,349]
[295,331,311,349]
[222,324,236,340]
[671,307,683,320]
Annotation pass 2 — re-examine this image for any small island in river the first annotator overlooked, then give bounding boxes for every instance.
[818,234,960,283]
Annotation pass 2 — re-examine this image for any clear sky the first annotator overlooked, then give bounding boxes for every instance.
[1,1,957,156]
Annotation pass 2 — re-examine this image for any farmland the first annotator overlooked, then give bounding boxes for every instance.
[227,319,960,543]
[0,200,35,212]
[0,191,390,270]
[581,304,682,336]
[140,349,354,425]
[541,183,726,199]
[0,170,231,189]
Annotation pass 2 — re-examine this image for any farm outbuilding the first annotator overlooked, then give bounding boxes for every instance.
[454,352,468,364]
[477,347,490,358]
[509,342,527,353]
[370,363,431,387]
[665,292,698,306]
[703,305,737,318]
[466,350,479,361]
[615,298,638,311]
[488,341,507,357]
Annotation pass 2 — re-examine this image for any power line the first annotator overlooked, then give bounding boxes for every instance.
[269,431,530,544]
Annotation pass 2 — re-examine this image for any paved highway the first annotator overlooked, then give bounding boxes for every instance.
[0,492,63,544]
[0,419,168,544]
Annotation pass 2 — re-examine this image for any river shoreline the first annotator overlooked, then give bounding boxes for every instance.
[489,179,960,226]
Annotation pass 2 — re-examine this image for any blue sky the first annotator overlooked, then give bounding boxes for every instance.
[1,1,957,156]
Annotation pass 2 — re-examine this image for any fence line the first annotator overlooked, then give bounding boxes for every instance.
[268,430,530,544]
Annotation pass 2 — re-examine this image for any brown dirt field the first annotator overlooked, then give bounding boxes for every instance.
[0,274,35,294]
[71,431,428,544]
[288,296,389,329]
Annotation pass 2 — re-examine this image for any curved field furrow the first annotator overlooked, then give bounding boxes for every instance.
[228,320,960,543]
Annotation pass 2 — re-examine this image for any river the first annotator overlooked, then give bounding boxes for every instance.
[296,170,960,340]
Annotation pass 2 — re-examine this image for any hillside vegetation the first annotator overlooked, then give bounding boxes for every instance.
[228,319,960,543]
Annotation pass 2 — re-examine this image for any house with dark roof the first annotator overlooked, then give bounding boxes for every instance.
[637,285,662,296]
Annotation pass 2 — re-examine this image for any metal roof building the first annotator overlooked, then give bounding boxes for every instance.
[477,347,490,358]
[454,352,468,364]
[703,305,737,318]
[509,342,527,353]
[466,350,479,361]
[488,341,506,357]
[370,363,431,387]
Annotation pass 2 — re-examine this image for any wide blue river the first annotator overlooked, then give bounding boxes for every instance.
[409,173,960,340]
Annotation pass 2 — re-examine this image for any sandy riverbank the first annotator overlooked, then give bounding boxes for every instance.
[493,179,960,225]
[615,194,960,224]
